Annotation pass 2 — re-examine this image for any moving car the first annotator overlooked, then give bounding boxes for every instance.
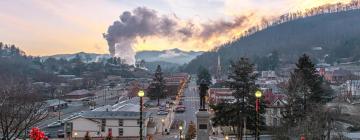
[157,110,169,115]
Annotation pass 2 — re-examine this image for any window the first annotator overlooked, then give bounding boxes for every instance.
[101,119,106,132]
[119,119,123,126]
[118,128,124,136]
[274,108,278,115]
[273,118,278,126]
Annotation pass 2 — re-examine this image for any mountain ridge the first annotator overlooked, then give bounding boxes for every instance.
[185,9,360,73]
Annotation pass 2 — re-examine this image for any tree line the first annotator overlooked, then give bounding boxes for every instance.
[210,54,334,140]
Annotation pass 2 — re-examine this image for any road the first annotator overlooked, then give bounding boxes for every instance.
[38,89,121,138]
[154,79,199,140]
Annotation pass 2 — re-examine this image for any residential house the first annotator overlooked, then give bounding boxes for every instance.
[264,91,287,127]
[65,89,94,101]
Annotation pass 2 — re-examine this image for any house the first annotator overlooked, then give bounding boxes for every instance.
[207,88,234,104]
[345,80,360,99]
[261,71,277,80]
[65,111,151,139]
[264,91,287,127]
[324,69,353,84]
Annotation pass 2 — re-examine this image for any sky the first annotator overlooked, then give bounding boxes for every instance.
[0,0,353,56]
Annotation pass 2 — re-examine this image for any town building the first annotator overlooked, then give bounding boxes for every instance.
[45,99,68,111]
[207,88,234,104]
[263,91,287,127]
[65,111,150,139]
[324,68,353,84]
[65,98,153,139]
[64,89,94,101]
[344,80,360,99]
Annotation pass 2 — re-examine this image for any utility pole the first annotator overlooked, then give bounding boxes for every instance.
[58,89,62,121]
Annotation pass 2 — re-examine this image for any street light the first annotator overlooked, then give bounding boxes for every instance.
[138,90,145,140]
[74,132,78,140]
[179,126,183,140]
[255,90,262,140]
[161,118,165,135]
[225,135,229,140]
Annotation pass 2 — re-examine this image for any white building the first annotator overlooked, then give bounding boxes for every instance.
[264,96,287,127]
[345,80,360,98]
[64,98,153,139]
[65,111,150,139]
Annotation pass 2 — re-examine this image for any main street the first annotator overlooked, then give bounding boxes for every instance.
[154,78,199,140]
[175,79,199,136]
[37,88,121,138]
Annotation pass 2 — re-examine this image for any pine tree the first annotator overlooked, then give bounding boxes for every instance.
[210,58,265,140]
[280,54,334,138]
[227,58,265,139]
[196,66,212,85]
[148,65,166,105]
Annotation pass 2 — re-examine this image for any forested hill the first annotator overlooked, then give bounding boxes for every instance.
[184,8,360,74]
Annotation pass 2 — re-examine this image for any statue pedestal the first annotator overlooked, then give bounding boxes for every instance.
[196,110,210,140]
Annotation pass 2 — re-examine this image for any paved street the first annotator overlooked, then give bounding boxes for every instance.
[154,79,199,140]
[37,89,121,138]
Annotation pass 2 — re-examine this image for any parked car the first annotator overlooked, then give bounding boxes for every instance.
[57,130,64,138]
[175,106,186,113]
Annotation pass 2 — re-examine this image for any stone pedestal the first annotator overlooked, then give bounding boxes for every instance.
[196,110,210,140]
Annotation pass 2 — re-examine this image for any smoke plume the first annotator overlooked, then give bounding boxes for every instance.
[104,7,249,65]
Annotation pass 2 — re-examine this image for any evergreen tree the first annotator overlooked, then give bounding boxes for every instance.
[211,58,265,140]
[196,66,212,85]
[227,58,265,139]
[147,65,166,105]
[280,54,334,138]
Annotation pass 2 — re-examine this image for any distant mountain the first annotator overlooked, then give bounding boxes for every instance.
[42,52,110,63]
[43,48,203,65]
[135,48,203,65]
[144,61,181,72]
[185,9,360,73]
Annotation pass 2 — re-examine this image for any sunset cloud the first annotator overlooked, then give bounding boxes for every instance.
[0,0,354,56]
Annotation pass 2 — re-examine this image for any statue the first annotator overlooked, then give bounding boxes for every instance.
[198,79,209,110]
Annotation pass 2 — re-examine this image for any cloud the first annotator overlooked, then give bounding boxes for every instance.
[103,6,252,64]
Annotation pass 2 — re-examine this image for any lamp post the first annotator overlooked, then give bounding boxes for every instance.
[161,118,165,135]
[73,132,78,140]
[179,126,183,140]
[255,90,262,140]
[138,90,145,140]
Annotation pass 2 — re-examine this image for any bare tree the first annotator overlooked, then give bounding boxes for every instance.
[0,75,48,140]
